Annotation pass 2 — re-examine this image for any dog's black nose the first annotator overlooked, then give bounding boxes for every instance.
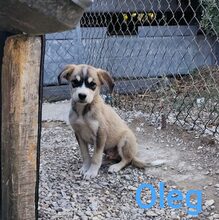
[78,93,87,100]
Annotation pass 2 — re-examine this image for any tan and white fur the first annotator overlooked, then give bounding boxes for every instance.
[58,64,148,179]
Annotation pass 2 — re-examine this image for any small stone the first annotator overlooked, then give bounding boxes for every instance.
[215,170,219,175]
[85,210,92,216]
[105,190,110,194]
[167,180,177,186]
[128,186,137,191]
[106,212,111,218]
[155,209,165,215]
[205,200,215,207]
[124,175,131,180]
[171,211,180,220]
[101,181,109,186]
[80,215,88,220]
[203,211,209,216]
[213,214,219,219]
[55,207,63,212]
[90,200,98,211]
[151,208,160,215]
[146,210,158,217]
[214,184,219,188]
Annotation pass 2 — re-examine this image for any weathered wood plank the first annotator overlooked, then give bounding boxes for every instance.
[1,35,41,220]
[0,0,92,34]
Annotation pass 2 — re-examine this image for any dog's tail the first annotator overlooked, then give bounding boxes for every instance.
[131,157,147,168]
[132,157,166,169]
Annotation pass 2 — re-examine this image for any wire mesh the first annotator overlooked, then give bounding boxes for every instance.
[44,0,219,138]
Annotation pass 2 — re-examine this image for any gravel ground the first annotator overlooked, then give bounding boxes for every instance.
[39,101,219,220]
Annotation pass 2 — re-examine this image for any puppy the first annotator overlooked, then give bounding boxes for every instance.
[58,64,146,179]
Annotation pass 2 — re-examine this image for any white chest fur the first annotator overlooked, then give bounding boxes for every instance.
[69,108,99,144]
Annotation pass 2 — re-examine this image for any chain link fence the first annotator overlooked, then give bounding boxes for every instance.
[44,0,219,138]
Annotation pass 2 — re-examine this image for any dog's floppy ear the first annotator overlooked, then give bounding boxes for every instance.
[97,69,115,93]
[58,64,76,85]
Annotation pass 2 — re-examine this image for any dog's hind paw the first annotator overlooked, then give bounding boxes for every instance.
[108,164,121,173]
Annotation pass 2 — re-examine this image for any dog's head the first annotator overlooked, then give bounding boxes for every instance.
[58,64,114,104]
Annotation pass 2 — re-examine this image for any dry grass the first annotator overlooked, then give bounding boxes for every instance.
[113,67,219,136]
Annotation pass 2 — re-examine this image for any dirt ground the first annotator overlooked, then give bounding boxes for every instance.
[131,118,219,209]
[39,101,219,220]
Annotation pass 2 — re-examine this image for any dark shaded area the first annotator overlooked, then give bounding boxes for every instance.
[35,35,45,220]
[80,4,200,36]
[0,31,13,220]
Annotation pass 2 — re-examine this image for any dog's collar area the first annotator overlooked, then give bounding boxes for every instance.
[82,104,91,115]
[71,102,77,113]
[71,101,91,116]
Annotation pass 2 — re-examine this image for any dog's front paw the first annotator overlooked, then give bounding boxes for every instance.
[108,164,122,173]
[79,162,90,175]
[83,164,99,179]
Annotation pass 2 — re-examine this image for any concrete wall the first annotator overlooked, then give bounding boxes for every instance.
[44,25,219,85]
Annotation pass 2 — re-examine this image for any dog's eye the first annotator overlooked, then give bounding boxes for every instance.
[88,81,96,90]
[90,82,96,87]
[71,79,82,88]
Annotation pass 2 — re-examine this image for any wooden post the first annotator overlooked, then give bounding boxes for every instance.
[1,35,42,220]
